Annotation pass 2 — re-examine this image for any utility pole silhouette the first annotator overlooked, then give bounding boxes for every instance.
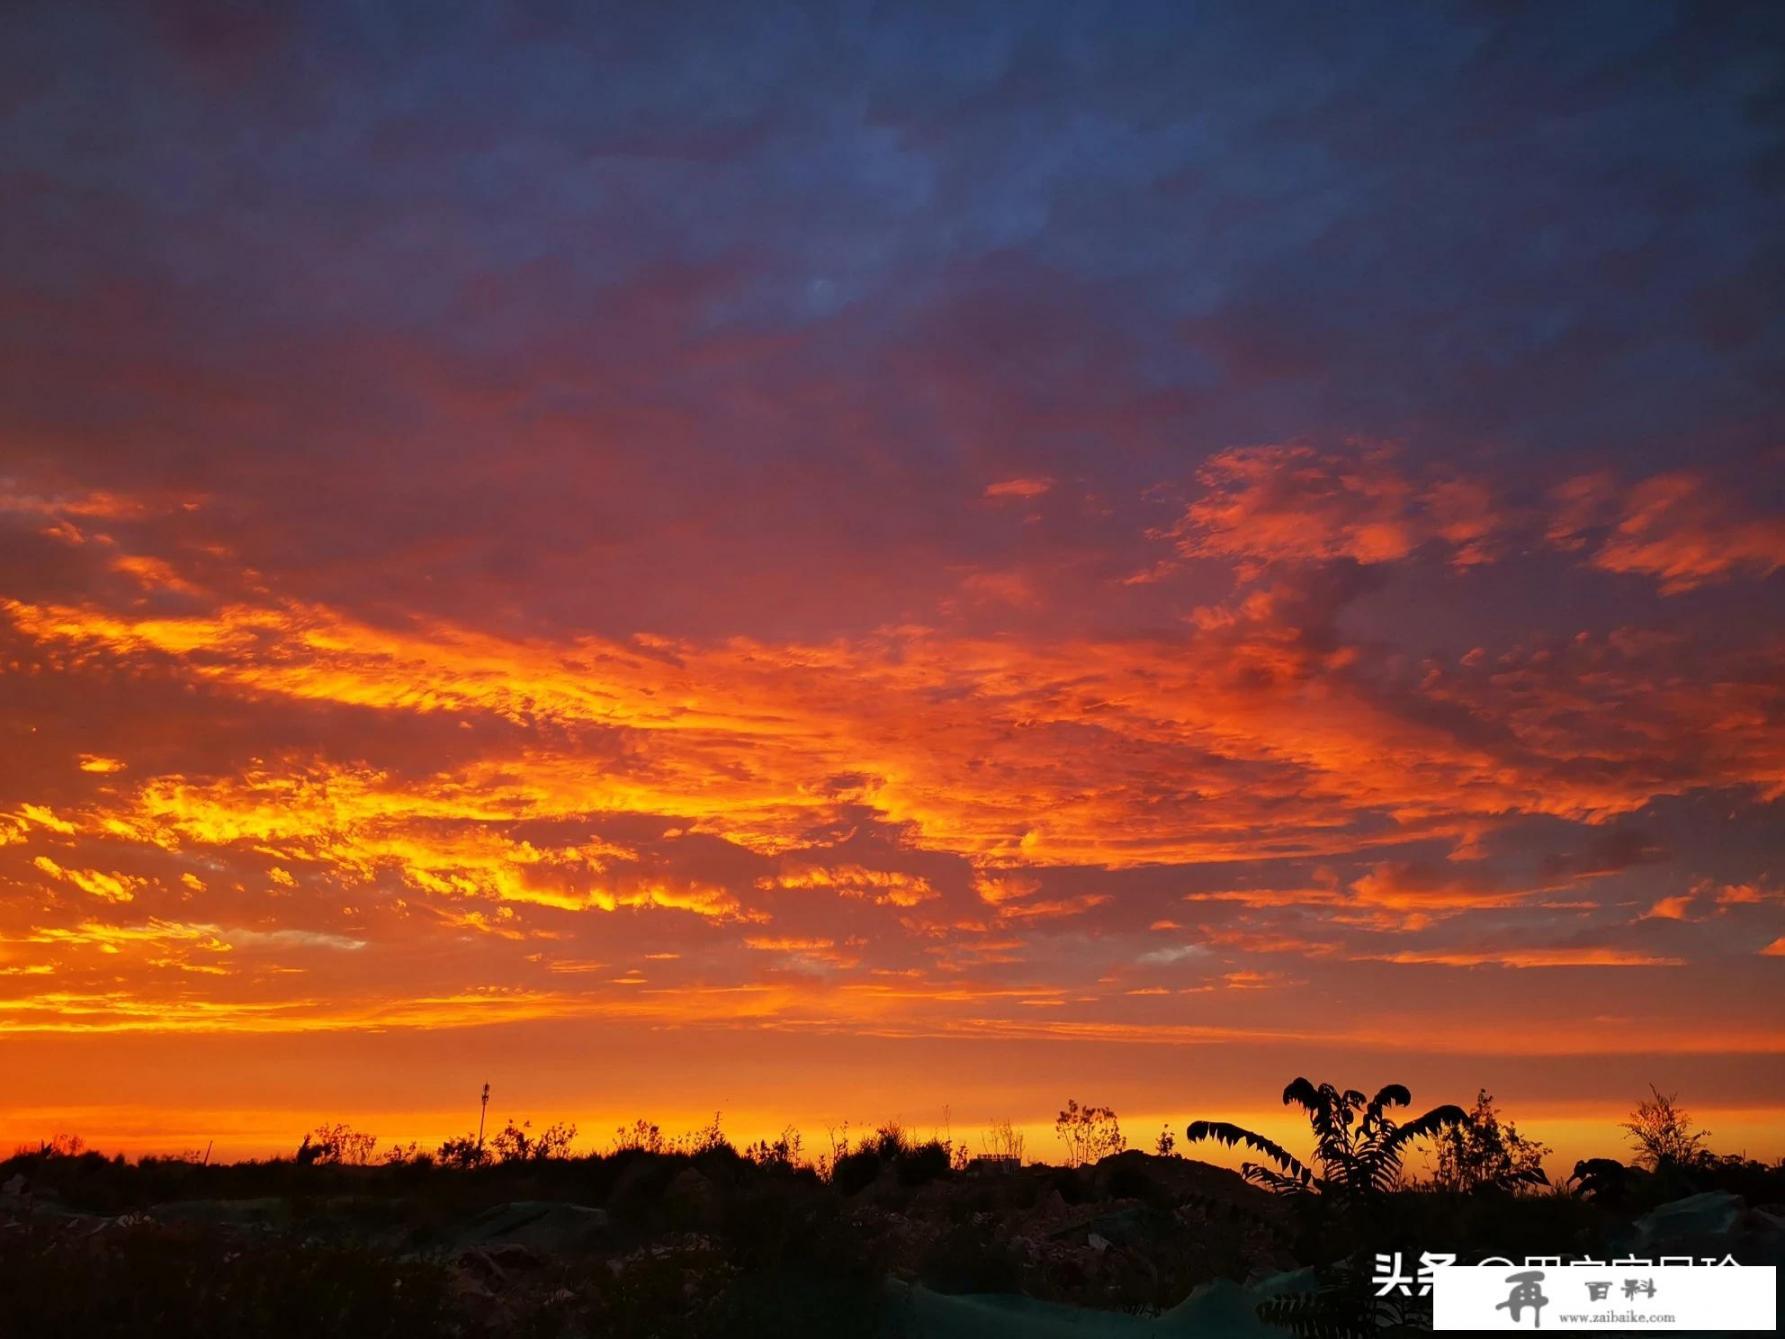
[477,1082,491,1154]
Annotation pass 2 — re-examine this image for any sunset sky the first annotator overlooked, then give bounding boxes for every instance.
[2,2,1782,1169]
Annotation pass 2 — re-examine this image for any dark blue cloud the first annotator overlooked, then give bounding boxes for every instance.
[1,0,1780,634]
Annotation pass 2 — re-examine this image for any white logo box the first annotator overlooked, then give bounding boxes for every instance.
[1431,1263,1776,1331]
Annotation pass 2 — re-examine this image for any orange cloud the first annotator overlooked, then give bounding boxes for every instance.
[30,855,141,903]
[0,486,168,522]
[983,476,1054,500]
[0,489,1778,1107]
[5,579,1775,874]
[995,893,1110,921]
[1349,861,1531,915]
[110,553,203,595]
[1361,948,1684,968]
[974,873,1041,905]
[1715,883,1778,907]
[1178,970,1281,993]
[1641,894,1697,922]
[1550,471,1785,593]
[759,864,937,906]
[1166,442,1500,571]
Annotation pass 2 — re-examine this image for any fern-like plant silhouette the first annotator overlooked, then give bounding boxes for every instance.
[1187,1078,1467,1208]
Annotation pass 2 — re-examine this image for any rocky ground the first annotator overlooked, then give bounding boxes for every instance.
[0,1147,1777,1338]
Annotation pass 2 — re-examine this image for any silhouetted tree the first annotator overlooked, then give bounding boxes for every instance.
[1432,1089,1549,1193]
[1187,1078,1466,1207]
[1623,1085,1711,1170]
[981,1118,1024,1164]
[1056,1099,1124,1167]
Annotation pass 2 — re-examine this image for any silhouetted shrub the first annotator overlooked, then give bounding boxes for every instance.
[490,1118,576,1164]
[434,1134,490,1169]
[297,1124,378,1166]
[693,1141,747,1183]
[1698,1153,1785,1202]
[686,1111,733,1158]
[611,1118,669,1154]
[870,1122,910,1161]
[743,1126,804,1171]
[831,1148,882,1197]
[895,1138,952,1187]
[1105,1157,1165,1205]
[1623,1085,1713,1170]
[1571,1149,1785,1213]
[1433,1090,1549,1193]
